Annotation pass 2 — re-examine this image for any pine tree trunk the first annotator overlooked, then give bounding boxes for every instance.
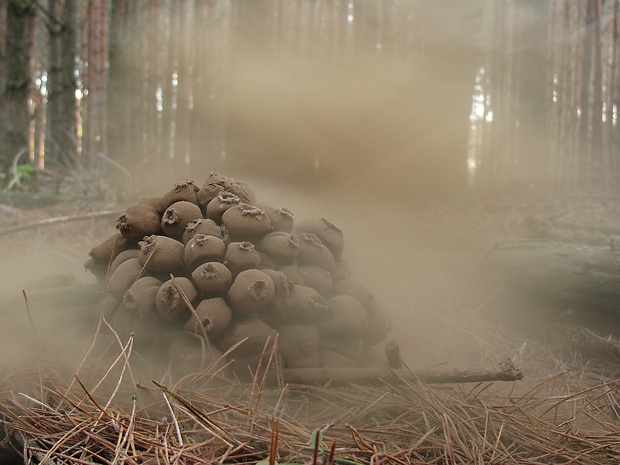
[0,1,7,97]
[48,0,78,161]
[514,0,551,181]
[1,0,34,173]
[611,0,620,192]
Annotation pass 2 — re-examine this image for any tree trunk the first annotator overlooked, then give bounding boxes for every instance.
[0,0,34,173]
[585,0,604,190]
[0,1,7,98]
[48,0,78,161]
[108,0,137,170]
[83,0,107,161]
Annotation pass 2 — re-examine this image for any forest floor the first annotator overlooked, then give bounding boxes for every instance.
[1,184,620,463]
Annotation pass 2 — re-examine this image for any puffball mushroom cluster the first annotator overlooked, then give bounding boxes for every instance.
[85,173,392,376]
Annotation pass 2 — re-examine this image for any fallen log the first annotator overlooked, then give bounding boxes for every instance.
[456,239,620,332]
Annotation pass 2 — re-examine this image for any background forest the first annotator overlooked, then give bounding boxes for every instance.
[0,0,618,202]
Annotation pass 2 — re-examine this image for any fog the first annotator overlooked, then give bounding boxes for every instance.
[0,1,559,382]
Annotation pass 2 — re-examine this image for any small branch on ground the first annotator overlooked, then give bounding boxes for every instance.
[0,210,123,237]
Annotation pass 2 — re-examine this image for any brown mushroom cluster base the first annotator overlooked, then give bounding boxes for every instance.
[85,173,393,379]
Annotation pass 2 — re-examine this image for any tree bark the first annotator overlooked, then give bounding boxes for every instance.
[0,0,34,173]
[0,0,7,96]
[48,0,78,161]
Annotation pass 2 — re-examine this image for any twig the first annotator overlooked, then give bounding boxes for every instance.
[74,376,116,424]
[326,439,337,465]
[441,413,457,465]
[162,391,183,447]
[97,319,139,403]
[113,395,137,463]
[151,381,240,447]
[269,417,279,465]
[257,335,280,405]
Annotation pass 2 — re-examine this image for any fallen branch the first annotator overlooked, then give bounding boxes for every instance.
[282,363,523,386]
[0,210,123,237]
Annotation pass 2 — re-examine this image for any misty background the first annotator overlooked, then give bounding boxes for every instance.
[0,0,618,372]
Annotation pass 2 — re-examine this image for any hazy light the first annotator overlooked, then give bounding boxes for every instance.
[156,86,163,112]
[471,94,485,121]
[38,73,48,97]
[172,72,179,87]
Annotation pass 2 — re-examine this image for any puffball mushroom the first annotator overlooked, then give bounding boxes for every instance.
[159,179,199,211]
[156,277,198,323]
[255,231,298,266]
[191,261,233,295]
[221,203,272,242]
[182,218,223,244]
[85,172,395,371]
[120,276,163,320]
[183,297,233,338]
[296,217,344,258]
[227,269,275,316]
[184,234,226,270]
[161,200,203,240]
[296,232,336,272]
[107,258,144,298]
[206,191,241,223]
[224,241,261,276]
[255,202,294,232]
[116,203,162,243]
[138,234,185,276]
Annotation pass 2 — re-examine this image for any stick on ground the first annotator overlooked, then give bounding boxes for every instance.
[282,364,523,386]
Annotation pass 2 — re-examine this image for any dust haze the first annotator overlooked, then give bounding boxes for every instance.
[0,3,553,379]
